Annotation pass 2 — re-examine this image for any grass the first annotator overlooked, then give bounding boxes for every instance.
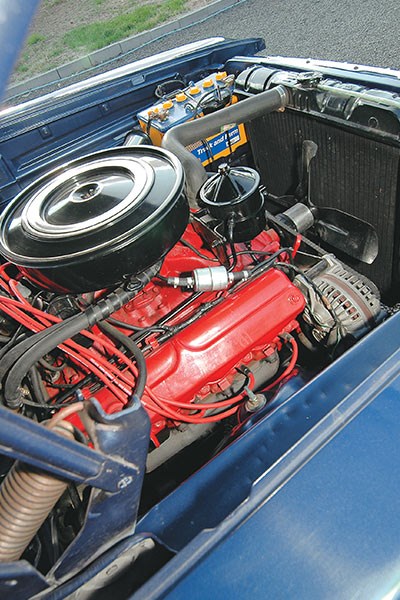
[63,0,187,52]
[16,62,30,74]
[27,33,46,45]
[11,0,195,84]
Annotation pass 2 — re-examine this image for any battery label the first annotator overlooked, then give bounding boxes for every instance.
[189,125,245,165]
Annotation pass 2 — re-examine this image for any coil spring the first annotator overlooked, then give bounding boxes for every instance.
[0,421,75,563]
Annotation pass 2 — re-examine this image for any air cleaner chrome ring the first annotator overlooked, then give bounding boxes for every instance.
[21,157,154,239]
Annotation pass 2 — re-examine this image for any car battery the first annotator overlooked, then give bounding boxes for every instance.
[137,72,247,166]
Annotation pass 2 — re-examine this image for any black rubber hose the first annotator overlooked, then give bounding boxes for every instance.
[4,312,90,408]
[162,85,289,206]
[28,366,50,406]
[98,321,147,402]
[106,317,168,334]
[0,319,78,385]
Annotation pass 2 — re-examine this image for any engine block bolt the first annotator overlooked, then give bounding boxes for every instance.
[244,386,267,413]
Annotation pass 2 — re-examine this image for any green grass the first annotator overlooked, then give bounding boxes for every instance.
[63,0,187,52]
[16,62,30,74]
[49,47,63,58]
[27,33,46,45]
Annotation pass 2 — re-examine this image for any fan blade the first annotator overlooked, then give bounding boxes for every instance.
[295,140,318,202]
[314,207,378,264]
[276,195,296,209]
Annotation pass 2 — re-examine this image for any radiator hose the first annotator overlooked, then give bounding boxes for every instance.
[162,85,289,206]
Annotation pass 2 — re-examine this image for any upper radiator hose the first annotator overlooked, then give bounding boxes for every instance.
[162,85,289,206]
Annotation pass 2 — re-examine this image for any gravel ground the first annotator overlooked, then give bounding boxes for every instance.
[126,0,400,68]
[8,0,400,102]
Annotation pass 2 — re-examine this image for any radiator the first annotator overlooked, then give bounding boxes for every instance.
[246,110,400,296]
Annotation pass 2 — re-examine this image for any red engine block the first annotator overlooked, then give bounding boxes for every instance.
[89,224,305,438]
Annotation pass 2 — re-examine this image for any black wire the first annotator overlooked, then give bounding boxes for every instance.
[225,128,233,162]
[178,239,219,262]
[226,216,237,273]
[0,318,78,384]
[249,248,293,278]
[120,250,294,352]
[42,380,82,390]
[46,376,95,406]
[98,321,147,402]
[201,138,214,164]
[39,356,65,372]
[21,397,81,409]
[1,313,90,408]
[2,278,147,408]
[228,241,237,272]
[193,88,233,118]
[132,292,203,347]
[0,325,26,361]
[154,79,185,98]
[28,366,50,406]
[222,372,250,400]
[193,89,219,117]
[106,316,169,334]
[273,262,341,329]
[233,250,273,257]
[243,242,259,263]
[137,249,294,351]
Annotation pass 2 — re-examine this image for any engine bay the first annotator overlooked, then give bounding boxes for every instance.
[0,50,398,588]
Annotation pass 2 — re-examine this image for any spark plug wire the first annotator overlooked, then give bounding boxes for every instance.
[262,335,298,391]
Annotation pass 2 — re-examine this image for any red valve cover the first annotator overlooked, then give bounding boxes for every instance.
[144,267,304,405]
[74,225,305,438]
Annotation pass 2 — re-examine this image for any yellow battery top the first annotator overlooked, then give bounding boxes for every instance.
[215,71,227,81]
[175,93,187,102]
[162,100,173,110]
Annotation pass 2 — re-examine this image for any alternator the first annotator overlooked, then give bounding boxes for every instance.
[295,255,383,347]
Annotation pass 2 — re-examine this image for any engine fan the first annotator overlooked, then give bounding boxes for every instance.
[276,140,379,264]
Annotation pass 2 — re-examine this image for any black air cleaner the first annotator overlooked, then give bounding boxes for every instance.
[0,147,188,292]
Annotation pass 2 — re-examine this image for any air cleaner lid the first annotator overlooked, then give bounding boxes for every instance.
[0,146,185,266]
[20,157,153,240]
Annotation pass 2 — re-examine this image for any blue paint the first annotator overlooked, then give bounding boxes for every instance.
[134,314,400,599]
[0,402,139,491]
[0,0,42,101]
[0,38,264,209]
[0,18,399,598]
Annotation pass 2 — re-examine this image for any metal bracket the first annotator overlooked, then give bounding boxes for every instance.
[0,395,150,584]
[49,396,150,581]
